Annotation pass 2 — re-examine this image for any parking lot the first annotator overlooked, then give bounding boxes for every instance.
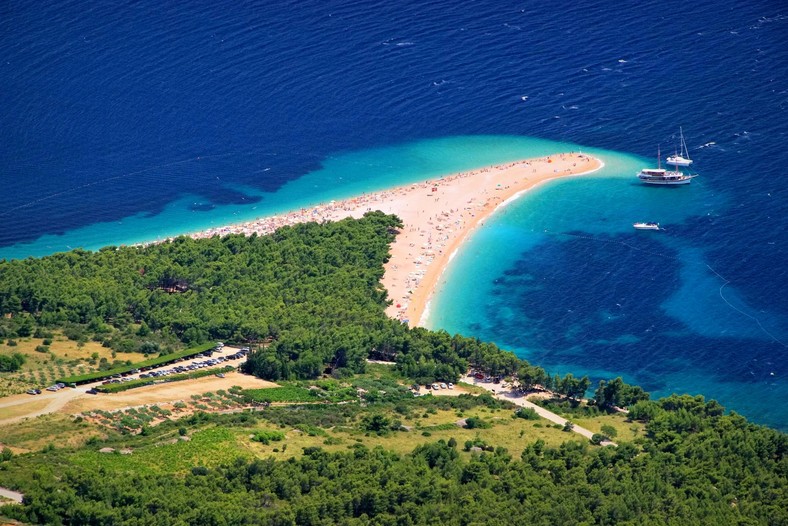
[31,344,251,395]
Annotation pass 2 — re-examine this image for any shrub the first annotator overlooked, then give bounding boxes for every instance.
[253,430,285,445]
[514,407,540,420]
[360,414,392,434]
[464,416,491,429]
[0,352,26,372]
[600,424,618,438]
[297,425,327,437]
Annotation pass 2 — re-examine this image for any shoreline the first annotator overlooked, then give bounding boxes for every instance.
[184,152,603,326]
[381,152,603,326]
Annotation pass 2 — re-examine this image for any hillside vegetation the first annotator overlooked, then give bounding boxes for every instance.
[0,214,785,525]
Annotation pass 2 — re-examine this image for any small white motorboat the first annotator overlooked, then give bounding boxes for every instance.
[633,222,660,230]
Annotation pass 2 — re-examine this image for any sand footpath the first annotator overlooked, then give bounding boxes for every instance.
[187,152,603,325]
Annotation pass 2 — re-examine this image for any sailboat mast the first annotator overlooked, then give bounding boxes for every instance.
[680,126,689,159]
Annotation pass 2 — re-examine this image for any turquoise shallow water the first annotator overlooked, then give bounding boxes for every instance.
[425,146,787,431]
[0,136,585,259]
[2,0,786,430]
[3,134,786,431]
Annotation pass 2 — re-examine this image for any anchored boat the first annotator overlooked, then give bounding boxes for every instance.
[633,222,660,230]
[638,146,697,185]
[666,127,693,167]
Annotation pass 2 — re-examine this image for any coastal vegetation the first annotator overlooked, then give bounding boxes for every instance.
[1,214,786,524]
[1,212,559,390]
[1,213,399,379]
[1,384,785,525]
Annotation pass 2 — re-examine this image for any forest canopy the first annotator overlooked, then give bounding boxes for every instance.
[1,214,785,526]
[0,213,559,387]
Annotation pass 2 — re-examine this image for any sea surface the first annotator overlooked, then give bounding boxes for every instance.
[1,0,786,430]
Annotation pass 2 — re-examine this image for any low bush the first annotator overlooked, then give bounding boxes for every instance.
[513,407,540,420]
[252,430,285,445]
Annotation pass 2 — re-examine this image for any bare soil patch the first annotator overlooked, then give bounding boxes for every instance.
[63,372,276,414]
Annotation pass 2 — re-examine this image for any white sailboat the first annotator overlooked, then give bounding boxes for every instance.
[666,127,693,166]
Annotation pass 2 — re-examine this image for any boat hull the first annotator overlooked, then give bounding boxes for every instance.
[666,156,693,167]
[639,177,694,185]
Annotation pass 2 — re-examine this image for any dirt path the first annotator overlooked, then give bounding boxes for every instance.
[0,346,276,424]
[0,486,24,504]
[458,375,616,446]
[0,389,85,426]
[62,372,275,414]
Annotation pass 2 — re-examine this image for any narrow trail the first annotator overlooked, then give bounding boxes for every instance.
[0,389,85,426]
[0,486,24,504]
[458,375,617,446]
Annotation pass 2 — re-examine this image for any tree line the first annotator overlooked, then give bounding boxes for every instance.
[1,212,620,403]
[1,394,785,525]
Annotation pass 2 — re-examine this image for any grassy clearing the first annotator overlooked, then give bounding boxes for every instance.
[69,426,248,475]
[455,382,488,394]
[0,334,140,363]
[0,371,637,480]
[0,398,51,421]
[0,332,148,396]
[0,413,103,452]
[528,396,643,442]
[243,384,357,404]
[572,412,643,442]
[246,405,576,460]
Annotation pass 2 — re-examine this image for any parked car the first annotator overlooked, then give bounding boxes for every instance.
[26,389,41,395]
[447,383,454,389]
[439,383,447,389]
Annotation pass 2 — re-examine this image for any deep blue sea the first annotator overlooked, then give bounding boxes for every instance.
[2,0,786,430]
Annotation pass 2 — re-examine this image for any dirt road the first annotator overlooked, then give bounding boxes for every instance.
[457,375,616,446]
[0,347,276,424]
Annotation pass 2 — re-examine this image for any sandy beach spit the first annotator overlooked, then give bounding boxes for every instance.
[181,152,603,326]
